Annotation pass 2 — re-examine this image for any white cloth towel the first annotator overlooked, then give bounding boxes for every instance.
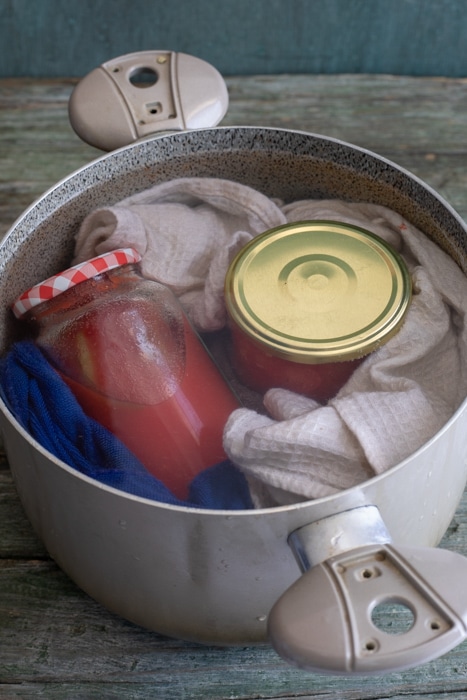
[74,178,286,331]
[73,178,467,508]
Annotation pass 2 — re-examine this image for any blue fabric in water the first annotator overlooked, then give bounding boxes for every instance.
[0,341,253,510]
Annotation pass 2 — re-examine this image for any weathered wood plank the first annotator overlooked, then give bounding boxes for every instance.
[0,690,466,700]
[0,473,46,558]
[224,74,467,153]
[2,556,467,700]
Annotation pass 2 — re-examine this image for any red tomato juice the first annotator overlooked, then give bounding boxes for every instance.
[58,306,239,500]
[230,324,363,403]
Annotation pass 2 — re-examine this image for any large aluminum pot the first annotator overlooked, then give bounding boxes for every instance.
[1,126,467,676]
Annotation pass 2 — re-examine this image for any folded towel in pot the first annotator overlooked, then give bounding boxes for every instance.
[0,341,253,510]
[74,177,286,331]
[73,178,467,508]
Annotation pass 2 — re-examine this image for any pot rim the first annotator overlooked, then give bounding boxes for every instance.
[4,124,467,241]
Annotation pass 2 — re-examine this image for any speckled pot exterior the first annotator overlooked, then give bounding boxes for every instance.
[0,127,466,653]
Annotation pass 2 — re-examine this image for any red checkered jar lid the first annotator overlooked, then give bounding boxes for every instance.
[12,247,142,319]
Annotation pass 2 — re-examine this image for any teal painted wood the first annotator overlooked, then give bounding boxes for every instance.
[1,0,467,78]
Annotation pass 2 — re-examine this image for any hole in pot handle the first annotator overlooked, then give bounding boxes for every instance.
[68,50,229,151]
[267,505,467,675]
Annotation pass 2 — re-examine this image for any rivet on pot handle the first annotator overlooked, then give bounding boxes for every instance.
[268,506,467,675]
[69,51,229,151]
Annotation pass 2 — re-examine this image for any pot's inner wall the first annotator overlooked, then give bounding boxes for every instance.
[1,128,466,354]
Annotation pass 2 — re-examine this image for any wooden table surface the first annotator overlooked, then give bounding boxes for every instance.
[2,74,467,699]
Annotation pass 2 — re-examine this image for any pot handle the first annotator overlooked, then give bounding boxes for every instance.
[68,50,229,151]
[268,506,467,675]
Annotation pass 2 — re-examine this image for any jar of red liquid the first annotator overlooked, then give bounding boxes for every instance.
[224,221,412,402]
[13,248,240,499]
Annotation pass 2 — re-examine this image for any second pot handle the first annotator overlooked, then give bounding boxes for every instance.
[268,506,467,675]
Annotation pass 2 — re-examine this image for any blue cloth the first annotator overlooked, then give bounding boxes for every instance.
[0,341,253,510]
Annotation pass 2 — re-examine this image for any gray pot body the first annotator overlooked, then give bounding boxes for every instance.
[1,127,466,646]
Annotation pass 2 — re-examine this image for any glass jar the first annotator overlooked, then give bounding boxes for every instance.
[224,221,412,402]
[13,248,240,499]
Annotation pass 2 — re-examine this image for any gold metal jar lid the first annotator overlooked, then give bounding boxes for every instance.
[224,221,412,363]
